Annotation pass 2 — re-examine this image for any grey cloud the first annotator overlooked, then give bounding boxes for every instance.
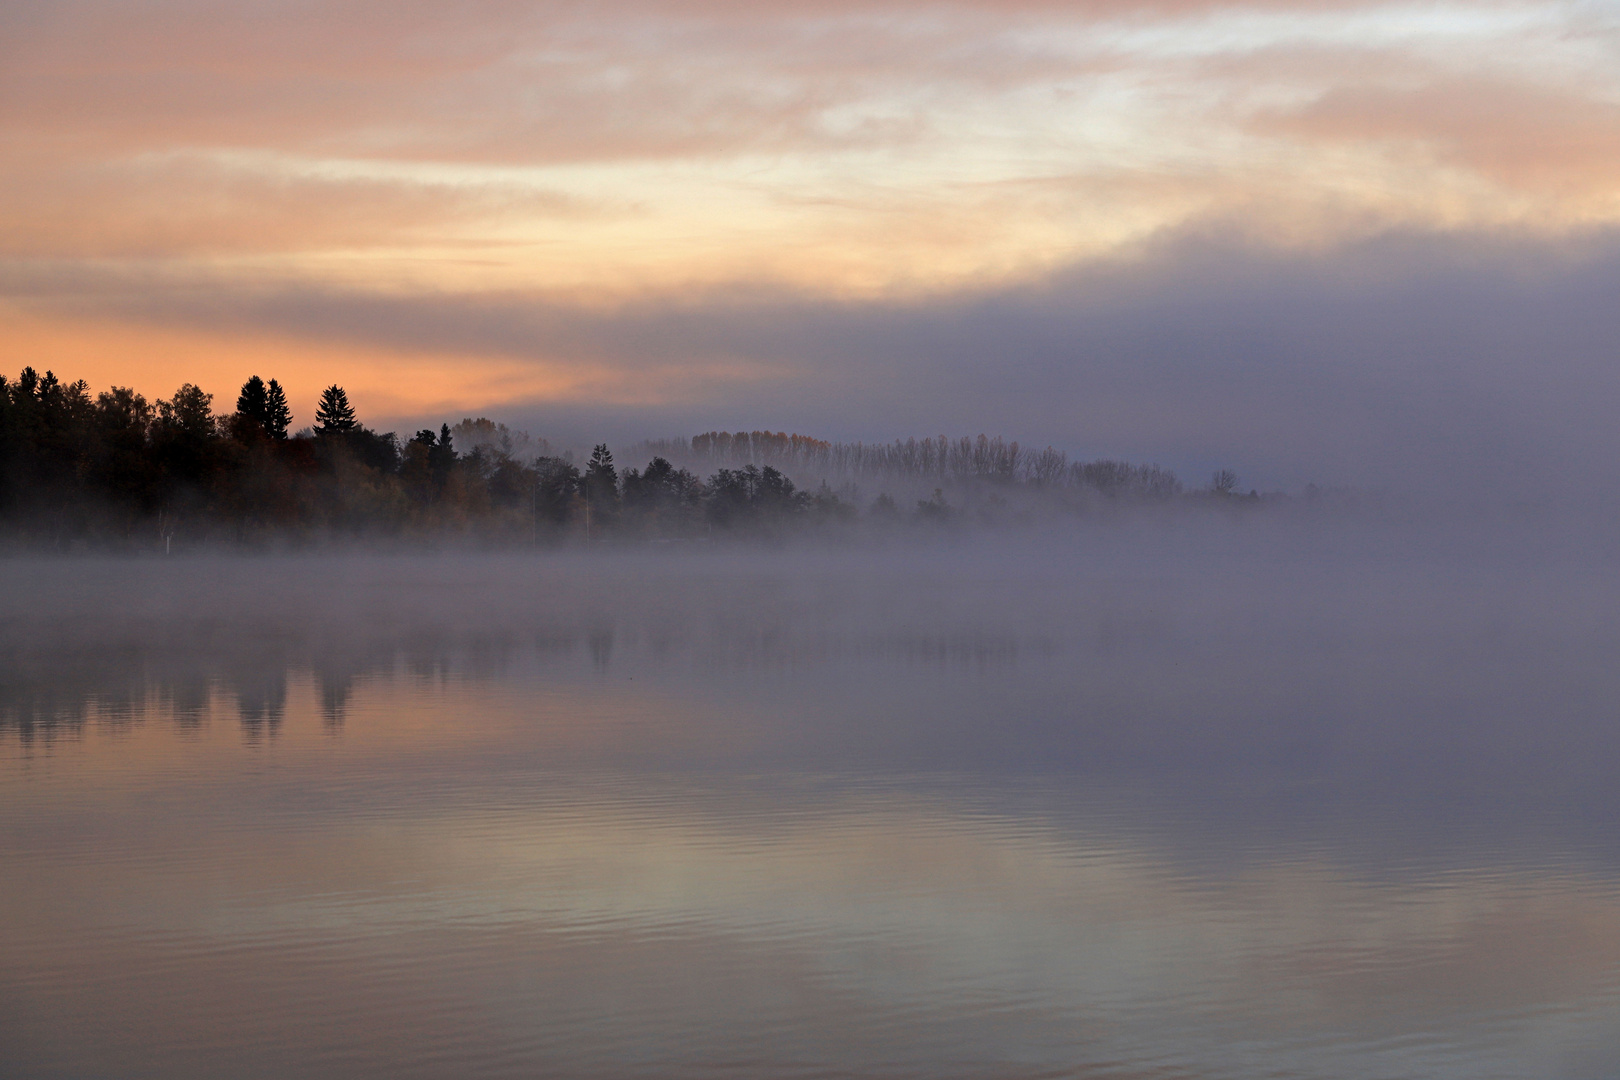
[9,227,1620,498]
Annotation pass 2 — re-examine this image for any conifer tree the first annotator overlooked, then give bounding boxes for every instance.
[235,376,269,434]
[429,424,455,481]
[264,379,291,440]
[585,443,618,500]
[314,384,357,435]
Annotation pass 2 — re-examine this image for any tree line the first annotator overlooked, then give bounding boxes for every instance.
[643,431,1185,498]
[0,369,867,548]
[0,368,1257,549]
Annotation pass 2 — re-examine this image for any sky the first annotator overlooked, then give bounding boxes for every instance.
[3,0,1618,492]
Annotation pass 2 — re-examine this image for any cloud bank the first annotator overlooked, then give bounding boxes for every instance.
[10,227,1620,496]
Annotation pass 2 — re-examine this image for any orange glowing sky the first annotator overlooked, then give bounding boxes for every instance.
[3,0,1619,481]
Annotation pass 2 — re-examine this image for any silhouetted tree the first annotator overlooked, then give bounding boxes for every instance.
[314,385,357,435]
[705,464,802,531]
[156,384,215,441]
[403,424,458,506]
[622,456,691,507]
[583,445,618,534]
[483,450,533,509]
[621,456,702,536]
[585,444,618,499]
[150,383,219,500]
[1212,469,1238,495]
[235,376,270,437]
[264,379,291,440]
[90,387,158,515]
[0,368,94,528]
[404,430,438,504]
[346,428,400,474]
[431,423,456,482]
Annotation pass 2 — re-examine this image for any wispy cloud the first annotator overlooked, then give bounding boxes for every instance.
[5,0,1614,287]
[3,0,1616,491]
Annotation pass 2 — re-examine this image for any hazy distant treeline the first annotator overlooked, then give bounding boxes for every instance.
[640,431,1184,498]
[0,368,1251,550]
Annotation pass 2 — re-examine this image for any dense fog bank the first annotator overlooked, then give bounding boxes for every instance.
[5,521,1620,856]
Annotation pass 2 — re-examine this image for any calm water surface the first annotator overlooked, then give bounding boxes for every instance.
[4,535,1620,1078]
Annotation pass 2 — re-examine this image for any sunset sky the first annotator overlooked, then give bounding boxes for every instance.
[4,0,1619,490]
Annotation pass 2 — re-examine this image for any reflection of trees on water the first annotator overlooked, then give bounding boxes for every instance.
[1,649,183,748]
[0,617,1042,748]
[0,631,516,744]
[1,695,89,749]
[316,671,351,730]
[228,667,286,740]
[312,639,396,729]
[164,674,215,731]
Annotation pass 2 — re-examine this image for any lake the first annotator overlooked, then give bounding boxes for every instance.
[4,523,1620,1078]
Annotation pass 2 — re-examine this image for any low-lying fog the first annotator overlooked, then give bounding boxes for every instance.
[4,511,1620,1078]
[8,512,1619,846]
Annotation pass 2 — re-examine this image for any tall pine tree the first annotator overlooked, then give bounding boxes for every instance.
[264,379,291,440]
[314,384,357,435]
[584,444,618,504]
[235,375,269,434]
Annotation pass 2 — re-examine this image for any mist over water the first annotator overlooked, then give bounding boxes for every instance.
[5,515,1620,1078]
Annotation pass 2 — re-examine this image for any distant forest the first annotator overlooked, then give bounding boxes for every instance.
[0,368,1263,549]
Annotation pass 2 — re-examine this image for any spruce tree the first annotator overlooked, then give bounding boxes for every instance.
[585,443,617,498]
[235,376,269,434]
[430,423,456,481]
[314,384,357,435]
[264,379,291,440]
